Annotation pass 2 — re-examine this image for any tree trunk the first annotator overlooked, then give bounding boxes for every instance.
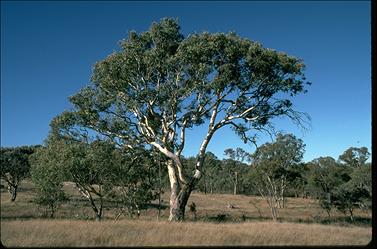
[349,209,354,221]
[166,160,200,221]
[268,198,278,222]
[8,184,17,202]
[204,181,207,195]
[157,155,162,220]
[89,196,102,221]
[50,204,55,218]
[169,184,192,221]
[271,206,277,222]
[233,172,238,195]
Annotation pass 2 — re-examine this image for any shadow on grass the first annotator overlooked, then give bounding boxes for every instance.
[1,215,38,220]
[194,212,371,226]
[198,213,271,223]
[318,216,372,227]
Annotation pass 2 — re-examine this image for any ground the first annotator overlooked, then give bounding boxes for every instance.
[0,180,372,246]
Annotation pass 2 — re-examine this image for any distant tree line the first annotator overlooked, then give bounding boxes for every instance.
[0,133,371,222]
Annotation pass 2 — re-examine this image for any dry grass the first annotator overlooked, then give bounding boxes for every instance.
[1,180,371,223]
[0,179,373,246]
[1,219,372,247]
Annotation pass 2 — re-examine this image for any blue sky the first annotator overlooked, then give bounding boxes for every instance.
[1,1,371,162]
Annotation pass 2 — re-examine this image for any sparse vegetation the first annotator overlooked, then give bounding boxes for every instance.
[0,179,372,246]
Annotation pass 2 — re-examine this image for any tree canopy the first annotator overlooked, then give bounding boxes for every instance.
[51,18,310,221]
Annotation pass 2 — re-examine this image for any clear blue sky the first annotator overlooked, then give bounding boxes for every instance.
[1,1,371,162]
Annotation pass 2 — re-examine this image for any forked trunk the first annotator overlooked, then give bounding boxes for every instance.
[169,184,193,221]
[166,159,200,221]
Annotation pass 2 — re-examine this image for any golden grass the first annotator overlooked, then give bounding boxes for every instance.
[1,179,371,223]
[0,219,371,246]
[0,179,373,246]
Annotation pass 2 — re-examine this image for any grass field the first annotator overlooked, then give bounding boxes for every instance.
[0,179,373,246]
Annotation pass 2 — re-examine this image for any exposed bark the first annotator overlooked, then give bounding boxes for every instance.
[76,184,103,221]
[234,171,238,195]
[8,184,18,202]
[167,160,180,221]
[166,159,202,221]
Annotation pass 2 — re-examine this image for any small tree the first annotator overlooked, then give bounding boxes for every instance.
[30,146,67,218]
[332,147,371,220]
[38,136,118,221]
[111,147,158,219]
[0,146,38,201]
[332,182,369,221]
[306,156,349,217]
[224,148,250,195]
[248,167,279,222]
[249,133,305,221]
[348,162,372,211]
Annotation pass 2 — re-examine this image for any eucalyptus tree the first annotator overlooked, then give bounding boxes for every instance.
[253,133,305,207]
[51,18,310,221]
[0,146,38,201]
[249,133,305,220]
[306,156,350,217]
[34,136,119,221]
[333,147,371,219]
[111,147,159,219]
[224,147,250,195]
[338,147,370,168]
[30,145,67,218]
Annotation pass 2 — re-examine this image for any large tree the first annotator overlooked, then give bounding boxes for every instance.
[52,18,310,221]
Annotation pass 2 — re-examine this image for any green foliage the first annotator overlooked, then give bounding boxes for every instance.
[332,153,371,220]
[306,157,348,195]
[250,133,305,193]
[30,146,67,217]
[249,133,305,220]
[0,145,39,201]
[41,137,106,219]
[28,136,159,220]
[47,18,311,221]
[224,148,250,163]
[307,147,371,220]
[338,147,370,168]
[50,17,309,185]
[111,148,159,218]
[332,182,369,221]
